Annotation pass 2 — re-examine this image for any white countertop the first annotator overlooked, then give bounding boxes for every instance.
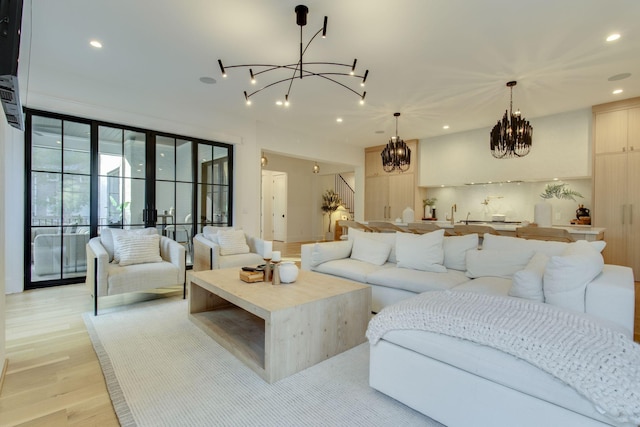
[367,220,605,235]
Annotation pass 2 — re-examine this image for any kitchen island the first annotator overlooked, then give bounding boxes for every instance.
[359,220,604,241]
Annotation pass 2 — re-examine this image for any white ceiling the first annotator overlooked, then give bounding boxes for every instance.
[19,0,640,148]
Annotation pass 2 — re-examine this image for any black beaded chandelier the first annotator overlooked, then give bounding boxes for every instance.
[217,5,369,107]
[381,113,411,173]
[490,81,533,159]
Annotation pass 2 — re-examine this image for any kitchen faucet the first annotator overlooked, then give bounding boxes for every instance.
[465,212,471,225]
[450,204,457,225]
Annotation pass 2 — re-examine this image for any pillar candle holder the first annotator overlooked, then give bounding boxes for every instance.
[263,258,272,282]
[272,261,281,285]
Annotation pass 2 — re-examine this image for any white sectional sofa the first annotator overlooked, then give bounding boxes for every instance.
[300,229,638,427]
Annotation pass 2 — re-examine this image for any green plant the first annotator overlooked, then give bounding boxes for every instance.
[321,189,342,232]
[422,198,437,207]
[540,183,583,201]
[109,196,131,223]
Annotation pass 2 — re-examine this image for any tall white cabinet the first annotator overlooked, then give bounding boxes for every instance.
[364,140,419,221]
[593,97,640,279]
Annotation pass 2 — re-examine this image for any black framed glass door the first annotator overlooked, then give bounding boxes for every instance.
[25,109,233,289]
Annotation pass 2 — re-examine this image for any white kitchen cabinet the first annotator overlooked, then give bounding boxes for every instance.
[593,97,640,279]
[364,140,418,220]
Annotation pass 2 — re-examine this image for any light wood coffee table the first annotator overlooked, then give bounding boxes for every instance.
[188,268,371,383]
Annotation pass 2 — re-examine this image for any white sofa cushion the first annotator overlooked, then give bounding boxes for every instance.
[509,252,549,302]
[544,240,604,312]
[443,234,479,271]
[465,249,534,279]
[348,228,397,263]
[396,230,446,273]
[106,261,181,296]
[452,276,513,296]
[217,229,250,255]
[367,267,469,293]
[116,234,163,266]
[310,240,353,267]
[351,235,391,266]
[482,234,606,257]
[312,258,392,283]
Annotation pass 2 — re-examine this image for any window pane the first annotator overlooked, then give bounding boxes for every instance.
[213,146,229,185]
[156,180,175,227]
[63,174,91,225]
[32,116,62,172]
[175,182,192,225]
[32,172,62,226]
[197,144,212,183]
[124,178,145,226]
[124,132,146,179]
[176,139,192,182]
[32,226,62,281]
[156,136,175,181]
[63,122,91,175]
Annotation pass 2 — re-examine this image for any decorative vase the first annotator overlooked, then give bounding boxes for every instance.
[424,206,432,219]
[402,207,415,223]
[534,201,552,227]
[278,262,299,284]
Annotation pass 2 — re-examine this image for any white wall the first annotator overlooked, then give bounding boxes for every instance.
[420,109,592,186]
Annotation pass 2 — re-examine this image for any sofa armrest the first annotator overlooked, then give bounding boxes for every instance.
[193,233,222,271]
[246,235,267,258]
[301,243,315,270]
[86,237,110,297]
[585,264,635,338]
[160,236,186,284]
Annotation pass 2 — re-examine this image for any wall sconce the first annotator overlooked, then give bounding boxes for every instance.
[313,162,320,174]
[261,153,268,167]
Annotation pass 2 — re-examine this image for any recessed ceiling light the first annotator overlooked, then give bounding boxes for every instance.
[199,76,216,84]
[443,125,449,130]
[613,89,624,95]
[440,185,445,188]
[606,33,621,42]
[275,100,283,106]
[553,178,559,181]
[90,40,103,48]
[336,118,343,123]
[374,130,384,134]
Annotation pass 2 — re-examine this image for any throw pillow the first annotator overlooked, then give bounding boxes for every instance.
[509,252,549,302]
[348,228,397,263]
[310,240,353,267]
[465,249,534,279]
[109,227,158,263]
[350,235,391,266]
[203,226,234,244]
[395,229,446,273]
[543,240,604,312]
[217,229,250,255]
[116,234,162,266]
[443,233,479,271]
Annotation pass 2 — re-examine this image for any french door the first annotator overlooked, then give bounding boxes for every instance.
[25,110,232,289]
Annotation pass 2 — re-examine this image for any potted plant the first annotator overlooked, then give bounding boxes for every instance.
[321,189,342,235]
[422,198,437,219]
[109,196,130,227]
[535,183,583,227]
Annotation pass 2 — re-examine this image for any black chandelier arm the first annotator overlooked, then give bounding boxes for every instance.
[222,62,361,77]
[245,69,367,99]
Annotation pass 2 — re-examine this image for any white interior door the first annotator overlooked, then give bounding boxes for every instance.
[261,170,273,240]
[273,173,287,241]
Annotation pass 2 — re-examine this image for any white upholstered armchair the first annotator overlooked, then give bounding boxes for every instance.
[193,226,267,271]
[86,228,186,315]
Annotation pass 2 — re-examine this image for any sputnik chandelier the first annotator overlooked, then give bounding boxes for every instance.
[217,5,369,106]
[381,113,411,173]
[490,81,533,159]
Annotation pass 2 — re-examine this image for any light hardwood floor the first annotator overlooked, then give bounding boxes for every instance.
[1,244,639,426]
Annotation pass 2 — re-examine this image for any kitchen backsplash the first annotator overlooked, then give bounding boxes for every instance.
[422,178,592,225]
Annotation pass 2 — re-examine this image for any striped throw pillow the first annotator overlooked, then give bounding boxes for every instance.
[217,229,250,255]
[115,234,162,266]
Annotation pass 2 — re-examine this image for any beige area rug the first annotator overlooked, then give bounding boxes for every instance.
[83,298,442,427]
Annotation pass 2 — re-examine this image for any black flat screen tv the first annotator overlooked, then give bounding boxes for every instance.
[0,0,23,77]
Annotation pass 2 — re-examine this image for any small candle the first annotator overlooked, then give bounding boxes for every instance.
[264,241,273,259]
[271,251,281,262]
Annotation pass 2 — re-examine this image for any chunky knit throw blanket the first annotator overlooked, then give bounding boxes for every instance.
[366,291,640,424]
